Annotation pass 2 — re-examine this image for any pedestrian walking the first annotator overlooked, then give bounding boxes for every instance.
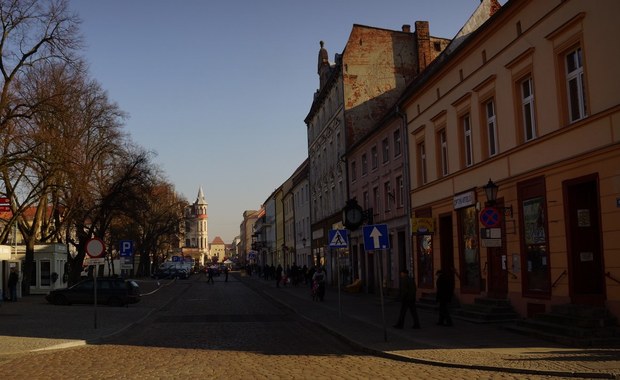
[311,266,326,301]
[206,266,214,284]
[8,267,19,302]
[275,264,283,288]
[393,269,420,329]
[436,269,454,326]
[224,266,229,282]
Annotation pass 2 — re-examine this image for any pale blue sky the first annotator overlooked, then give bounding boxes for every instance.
[69,1,499,243]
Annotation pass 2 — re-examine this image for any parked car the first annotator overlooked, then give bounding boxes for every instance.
[151,267,189,279]
[45,278,140,307]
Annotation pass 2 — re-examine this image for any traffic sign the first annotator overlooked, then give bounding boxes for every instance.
[119,240,134,257]
[362,224,390,250]
[86,238,106,258]
[328,229,348,248]
[480,207,502,228]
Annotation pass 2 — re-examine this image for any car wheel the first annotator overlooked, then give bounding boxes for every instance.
[54,294,70,305]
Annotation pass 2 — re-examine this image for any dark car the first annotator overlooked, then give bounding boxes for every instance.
[151,267,189,279]
[45,278,141,307]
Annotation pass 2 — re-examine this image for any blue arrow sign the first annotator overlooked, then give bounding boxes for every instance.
[328,229,348,248]
[362,224,389,250]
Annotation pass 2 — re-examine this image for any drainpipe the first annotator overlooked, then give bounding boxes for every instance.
[395,105,413,273]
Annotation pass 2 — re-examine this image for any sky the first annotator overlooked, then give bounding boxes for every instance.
[68,0,499,243]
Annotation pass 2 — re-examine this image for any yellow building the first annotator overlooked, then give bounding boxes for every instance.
[403,0,620,317]
[209,236,226,263]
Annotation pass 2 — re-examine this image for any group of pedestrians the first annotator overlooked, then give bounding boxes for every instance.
[393,268,454,329]
[204,265,229,284]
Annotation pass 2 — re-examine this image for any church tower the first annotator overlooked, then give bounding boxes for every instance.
[184,187,209,264]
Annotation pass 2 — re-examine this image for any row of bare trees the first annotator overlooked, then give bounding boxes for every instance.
[0,0,187,293]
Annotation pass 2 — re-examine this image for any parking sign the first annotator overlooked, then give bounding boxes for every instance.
[120,240,134,257]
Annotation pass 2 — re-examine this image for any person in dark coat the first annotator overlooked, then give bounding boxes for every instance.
[393,269,420,329]
[436,269,455,326]
[8,267,19,301]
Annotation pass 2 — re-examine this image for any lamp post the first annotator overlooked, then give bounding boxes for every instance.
[483,178,499,205]
[482,178,513,217]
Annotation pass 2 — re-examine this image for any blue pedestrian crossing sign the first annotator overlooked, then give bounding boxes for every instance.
[363,224,390,250]
[328,229,349,248]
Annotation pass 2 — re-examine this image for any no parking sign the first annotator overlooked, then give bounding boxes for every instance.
[479,207,502,227]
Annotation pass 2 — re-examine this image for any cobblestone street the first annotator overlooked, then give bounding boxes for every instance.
[0,276,572,379]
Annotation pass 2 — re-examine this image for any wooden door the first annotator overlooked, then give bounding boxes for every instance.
[486,200,508,299]
[564,175,605,305]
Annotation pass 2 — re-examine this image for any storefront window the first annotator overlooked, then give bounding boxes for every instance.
[459,206,480,291]
[523,197,550,293]
[417,235,434,288]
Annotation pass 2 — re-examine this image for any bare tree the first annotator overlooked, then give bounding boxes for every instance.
[0,0,82,132]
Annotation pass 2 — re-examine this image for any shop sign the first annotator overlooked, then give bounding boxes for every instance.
[453,190,476,210]
[412,217,434,234]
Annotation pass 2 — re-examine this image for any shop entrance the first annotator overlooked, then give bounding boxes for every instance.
[564,174,605,305]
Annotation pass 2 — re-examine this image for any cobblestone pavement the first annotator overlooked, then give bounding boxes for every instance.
[0,273,618,379]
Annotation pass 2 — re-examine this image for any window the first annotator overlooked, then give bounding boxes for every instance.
[351,160,357,182]
[40,260,51,287]
[565,47,587,122]
[462,114,473,167]
[520,76,537,141]
[371,146,378,169]
[438,129,448,176]
[458,206,480,291]
[396,176,404,207]
[417,141,427,185]
[518,177,551,296]
[361,154,368,175]
[373,186,380,215]
[393,129,402,157]
[384,181,392,211]
[382,138,389,163]
[363,191,369,209]
[485,99,498,157]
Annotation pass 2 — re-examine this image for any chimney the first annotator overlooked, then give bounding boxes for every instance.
[415,21,431,73]
[402,24,411,33]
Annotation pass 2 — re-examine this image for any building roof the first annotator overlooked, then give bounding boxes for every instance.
[211,236,225,245]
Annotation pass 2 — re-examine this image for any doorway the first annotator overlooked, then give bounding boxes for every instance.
[564,174,605,305]
[439,214,454,272]
[486,200,508,299]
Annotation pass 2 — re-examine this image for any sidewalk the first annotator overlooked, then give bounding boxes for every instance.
[243,274,620,379]
[0,278,184,356]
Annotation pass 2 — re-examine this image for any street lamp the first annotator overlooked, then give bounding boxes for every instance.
[483,178,499,205]
[482,178,513,218]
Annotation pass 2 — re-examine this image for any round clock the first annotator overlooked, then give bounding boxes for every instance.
[343,200,364,230]
[346,207,364,225]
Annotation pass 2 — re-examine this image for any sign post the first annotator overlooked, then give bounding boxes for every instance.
[86,238,106,329]
[362,224,390,342]
[329,229,348,319]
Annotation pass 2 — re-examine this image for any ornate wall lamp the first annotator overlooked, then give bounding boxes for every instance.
[483,178,513,218]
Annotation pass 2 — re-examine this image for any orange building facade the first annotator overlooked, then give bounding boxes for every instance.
[403,0,620,317]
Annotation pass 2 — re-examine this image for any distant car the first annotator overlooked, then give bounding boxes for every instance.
[45,278,140,307]
[152,267,189,279]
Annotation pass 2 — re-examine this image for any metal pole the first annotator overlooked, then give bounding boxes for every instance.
[378,250,387,342]
[337,248,342,319]
[93,268,98,329]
